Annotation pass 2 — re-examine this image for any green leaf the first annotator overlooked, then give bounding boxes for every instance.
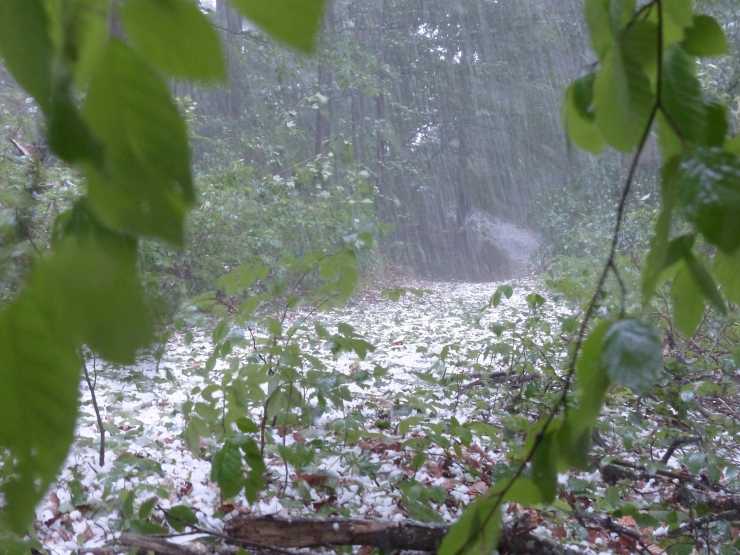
[585,0,612,60]
[318,249,358,303]
[0,0,53,110]
[121,490,135,519]
[56,0,111,88]
[83,40,194,245]
[671,265,705,336]
[661,47,707,145]
[575,321,612,424]
[584,0,635,60]
[564,75,605,153]
[229,0,327,53]
[130,519,168,535]
[677,147,740,254]
[714,249,740,305]
[683,15,728,57]
[236,417,259,434]
[657,113,683,160]
[622,20,659,76]
[594,33,655,151]
[659,62,726,149]
[166,505,198,532]
[123,0,226,82]
[504,477,543,505]
[242,439,266,503]
[138,497,158,520]
[184,417,206,456]
[0,294,81,533]
[664,235,696,269]
[608,0,636,29]
[0,532,39,555]
[399,481,445,524]
[47,91,102,165]
[49,204,154,362]
[601,319,663,395]
[703,102,728,147]
[532,431,558,503]
[556,416,592,470]
[211,443,243,499]
[217,262,269,295]
[400,416,425,435]
[526,293,545,309]
[663,0,693,30]
[727,135,740,156]
[382,287,406,302]
[438,495,501,555]
[642,160,680,303]
[489,284,514,308]
[683,252,726,315]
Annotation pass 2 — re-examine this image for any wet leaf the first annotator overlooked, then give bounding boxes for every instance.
[564,74,605,153]
[594,30,655,151]
[714,249,740,305]
[661,46,707,145]
[601,319,662,395]
[211,443,243,499]
[683,15,728,57]
[439,495,501,555]
[123,0,226,81]
[677,148,740,254]
[0,293,81,533]
[83,41,194,245]
[0,0,53,110]
[166,505,198,532]
[229,0,327,53]
[671,265,704,336]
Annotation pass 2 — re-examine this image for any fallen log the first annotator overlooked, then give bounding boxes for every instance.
[226,516,442,551]
[674,487,740,513]
[600,460,716,490]
[117,533,200,555]
[667,509,740,537]
[224,515,579,554]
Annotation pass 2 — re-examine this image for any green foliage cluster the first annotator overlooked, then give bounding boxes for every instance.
[443,1,740,553]
[142,162,378,296]
[0,0,327,538]
[182,246,370,505]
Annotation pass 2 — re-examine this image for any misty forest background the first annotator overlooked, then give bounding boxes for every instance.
[0,0,739,554]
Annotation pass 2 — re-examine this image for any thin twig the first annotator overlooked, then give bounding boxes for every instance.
[661,436,701,464]
[82,352,106,467]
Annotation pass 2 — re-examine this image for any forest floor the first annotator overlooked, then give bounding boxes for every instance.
[32,277,739,554]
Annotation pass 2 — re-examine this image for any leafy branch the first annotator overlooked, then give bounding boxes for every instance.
[442,0,740,551]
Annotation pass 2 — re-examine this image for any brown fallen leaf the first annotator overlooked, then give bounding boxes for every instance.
[77,525,95,543]
[219,503,236,514]
[48,491,60,513]
[552,525,567,540]
[296,472,329,487]
[470,481,488,495]
[179,481,193,497]
[616,515,638,529]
